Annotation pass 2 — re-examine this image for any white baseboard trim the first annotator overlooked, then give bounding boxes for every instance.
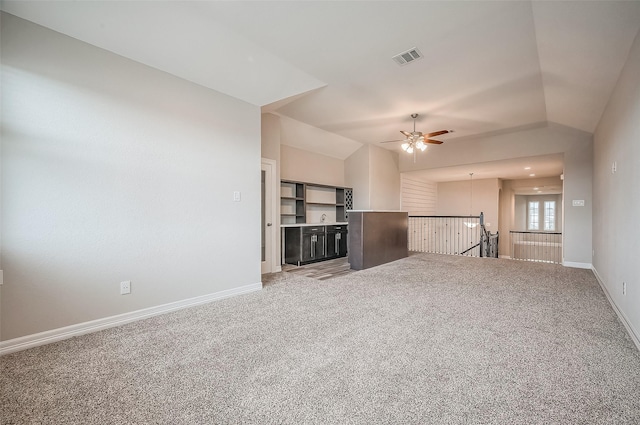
[592,267,640,352]
[562,261,593,269]
[499,255,511,259]
[0,282,262,356]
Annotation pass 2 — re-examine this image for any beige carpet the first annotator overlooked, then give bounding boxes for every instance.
[2,253,639,424]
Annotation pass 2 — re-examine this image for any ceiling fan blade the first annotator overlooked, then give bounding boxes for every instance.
[425,139,444,144]
[400,130,412,137]
[380,139,405,143]
[425,130,450,138]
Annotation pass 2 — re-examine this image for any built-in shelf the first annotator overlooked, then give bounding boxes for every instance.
[280,181,306,224]
[280,180,353,224]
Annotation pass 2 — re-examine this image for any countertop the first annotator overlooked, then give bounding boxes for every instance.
[281,222,348,228]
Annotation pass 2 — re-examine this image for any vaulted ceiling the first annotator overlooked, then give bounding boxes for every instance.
[4,1,640,180]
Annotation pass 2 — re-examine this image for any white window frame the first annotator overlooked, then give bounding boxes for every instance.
[544,200,556,231]
[528,201,540,231]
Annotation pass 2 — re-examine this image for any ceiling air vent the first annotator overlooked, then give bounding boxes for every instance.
[392,47,423,66]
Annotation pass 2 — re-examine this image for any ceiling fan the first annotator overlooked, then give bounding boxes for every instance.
[382,114,452,159]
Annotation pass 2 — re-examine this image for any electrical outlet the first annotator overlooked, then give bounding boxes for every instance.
[120,280,131,295]
[622,281,626,296]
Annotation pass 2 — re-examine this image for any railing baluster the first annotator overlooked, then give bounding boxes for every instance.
[508,230,562,264]
[408,215,496,258]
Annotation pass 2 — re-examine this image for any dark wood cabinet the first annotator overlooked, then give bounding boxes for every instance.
[301,227,326,263]
[326,225,348,258]
[284,225,347,266]
[281,179,352,266]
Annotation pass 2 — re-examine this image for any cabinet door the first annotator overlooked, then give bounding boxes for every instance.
[315,233,326,259]
[302,233,326,261]
[284,227,303,265]
[302,233,313,262]
[326,232,337,258]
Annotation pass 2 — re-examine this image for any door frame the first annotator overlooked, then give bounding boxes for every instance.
[261,158,279,274]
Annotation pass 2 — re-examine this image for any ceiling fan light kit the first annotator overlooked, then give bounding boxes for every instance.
[401,139,427,154]
[381,113,451,161]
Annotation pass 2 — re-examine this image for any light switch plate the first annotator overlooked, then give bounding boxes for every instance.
[233,191,241,202]
[572,200,585,207]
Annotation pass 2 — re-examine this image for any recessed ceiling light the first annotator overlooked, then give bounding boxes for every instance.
[533,187,539,190]
[524,167,531,170]
[537,190,542,193]
[529,173,535,177]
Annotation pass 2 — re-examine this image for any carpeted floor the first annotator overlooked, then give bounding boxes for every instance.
[2,253,639,424]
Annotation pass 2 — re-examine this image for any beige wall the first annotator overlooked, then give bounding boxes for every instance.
[1,14,261,340]
[261,113,281,163]
[562,139,593,265]
[344,145,400,210]
[369,145,401,210]
[280,145,345,187]
[514,193,526,229]
[436,178,500,231]
[345,145,370,210]
[593,26,640,345]
[279,115,361,161]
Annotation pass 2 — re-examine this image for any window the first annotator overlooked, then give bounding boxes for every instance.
[544,201,556,231]
[528,201,539,230]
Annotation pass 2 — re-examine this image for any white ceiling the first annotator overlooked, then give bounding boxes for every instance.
[4,1,640,181]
